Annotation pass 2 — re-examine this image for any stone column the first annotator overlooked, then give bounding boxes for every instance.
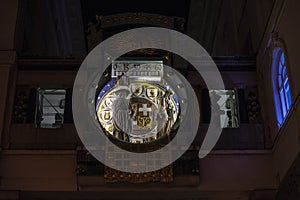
[0,51,16,148]
[0,0,20,147]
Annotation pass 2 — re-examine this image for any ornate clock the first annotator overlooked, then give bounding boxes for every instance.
[96,60,180,144]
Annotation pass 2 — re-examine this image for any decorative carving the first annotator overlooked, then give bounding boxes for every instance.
[104,165,173,183]
[76,150,105,176]
[86,19,102,52]
[76,149,199,184]
[131,48,158,55]
[96,61,180,144]
[174,17,186,32]
[12,86,30,123]
[268,31,288,59]
[245,89,262,123]
[173,150,200,176]
[99,13,175,29]
[85,13,185,53]
[271,31,280,47]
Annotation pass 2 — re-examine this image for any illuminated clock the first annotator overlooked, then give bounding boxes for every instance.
[96,60,180,144]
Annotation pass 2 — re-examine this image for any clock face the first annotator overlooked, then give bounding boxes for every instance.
[95,61,180,144]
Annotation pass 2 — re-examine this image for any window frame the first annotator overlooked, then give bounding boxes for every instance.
[272,48,292,127]
[34,88,66,129]
[208,89,240,128]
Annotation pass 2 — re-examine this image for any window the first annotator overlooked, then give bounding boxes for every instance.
[209,89,239,128]
[35,88,66,128]
[273,49,292,126]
